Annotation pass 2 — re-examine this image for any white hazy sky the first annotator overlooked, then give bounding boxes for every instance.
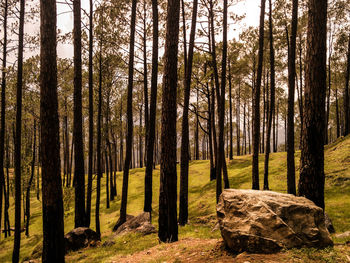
[55,0,261,58]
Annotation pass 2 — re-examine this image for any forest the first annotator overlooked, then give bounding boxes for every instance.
[0,0,350,262]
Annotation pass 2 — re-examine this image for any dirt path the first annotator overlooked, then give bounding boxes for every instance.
[108,238,292,263]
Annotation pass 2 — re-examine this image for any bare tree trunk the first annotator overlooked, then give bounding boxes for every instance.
[287,0,298,195]
[114,0,137,230]
[95,32,103,237]
[73,0,86,228]
[228,62,233,159]
[0,0,8,240]
[13,0,25,260]
[179,0,198,226]
[344,33,350,136]
[25,120,36,236]
[40,0,65,259]
[298,0,328,209]
[236,81,241,156]
[252,0,266,190]
[158,0,180,243]
[263,0,276,191]
[336,86,340,138]
[144,0,158,214]
[86,0,94,228]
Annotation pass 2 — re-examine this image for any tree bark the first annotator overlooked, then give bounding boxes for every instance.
[86,0,94,228]
[218,0,229,191]
[73,0,86,228]
[13,0,25,261]
[287,0,298,195]
[114,0,137,230]
[179,0,198,226]
[298,0,328,209]
[228,62,233,159]
[95,31,103,237]
[144,0,158,214]
[40,0,65,260]
[158,0,180,243]
[344,33,350,136]
[236,82,241,156]
[252,0,266,190]
[0,0,8,240]
[25,120,36,237]
[263,0,276,191]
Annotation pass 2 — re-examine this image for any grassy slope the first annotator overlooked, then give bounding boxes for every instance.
[0,135,349,262]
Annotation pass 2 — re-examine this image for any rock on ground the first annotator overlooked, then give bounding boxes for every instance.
[115,212,156,236]
[64,227,100,253]
[325,212,335,233]
[217,189,333,253]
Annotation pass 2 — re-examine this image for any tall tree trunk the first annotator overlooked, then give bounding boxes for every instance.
[179,0,198,226]
[114,0,137,230]
[336,86,340,138]
[144,0,158,214]
[13,0,25,261]
[73,0,86,228]
[244,101,247,155]
[143,0,149,138]
[105,147,110,208]
[95,33,103,237]
[206,70,215,180]
[158,0,180,243]
[25,120,36,237]
[86,0,94,228]
[252,0,266,190]
[298,0,328,209]
[344,33,350,136]
[4,132,10,237]
[217,0,229,192]
[236,82,241,156]
[0,0,8,240]
[40,0,65,260]
[263,0,276,191]
[287,0,298,195]
[228,62,233,159]
[297,36,304,149]
[119,100,123,171]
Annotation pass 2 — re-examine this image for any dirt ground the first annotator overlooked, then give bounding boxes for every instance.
[109,238,304,263]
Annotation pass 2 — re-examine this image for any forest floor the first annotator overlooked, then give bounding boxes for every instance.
[1,135,350,262]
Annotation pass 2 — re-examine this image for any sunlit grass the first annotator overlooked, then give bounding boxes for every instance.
[0,135,349,262]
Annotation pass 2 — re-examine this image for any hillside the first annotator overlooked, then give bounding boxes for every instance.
[1,135,350,262]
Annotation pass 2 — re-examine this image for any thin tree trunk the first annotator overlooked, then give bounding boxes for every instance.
[95,31,103,237]
[105,148,110,208]
[287,0,298,195]
[13,0,25,260]
[236,81,241,156]
[86,0,94,228]
[73,0,86,228]
[25,120,36,236]
[229,62,233,159]
[144,0,158,214]
[114,0,137,230]
[143,0,149,139]
[344,33,350,136]
[179,0,198,226]
[252,0,266,190]
[40,0,65,259]
[336,86,340,138]
[0,0,8,240]
[263,0,276,191]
